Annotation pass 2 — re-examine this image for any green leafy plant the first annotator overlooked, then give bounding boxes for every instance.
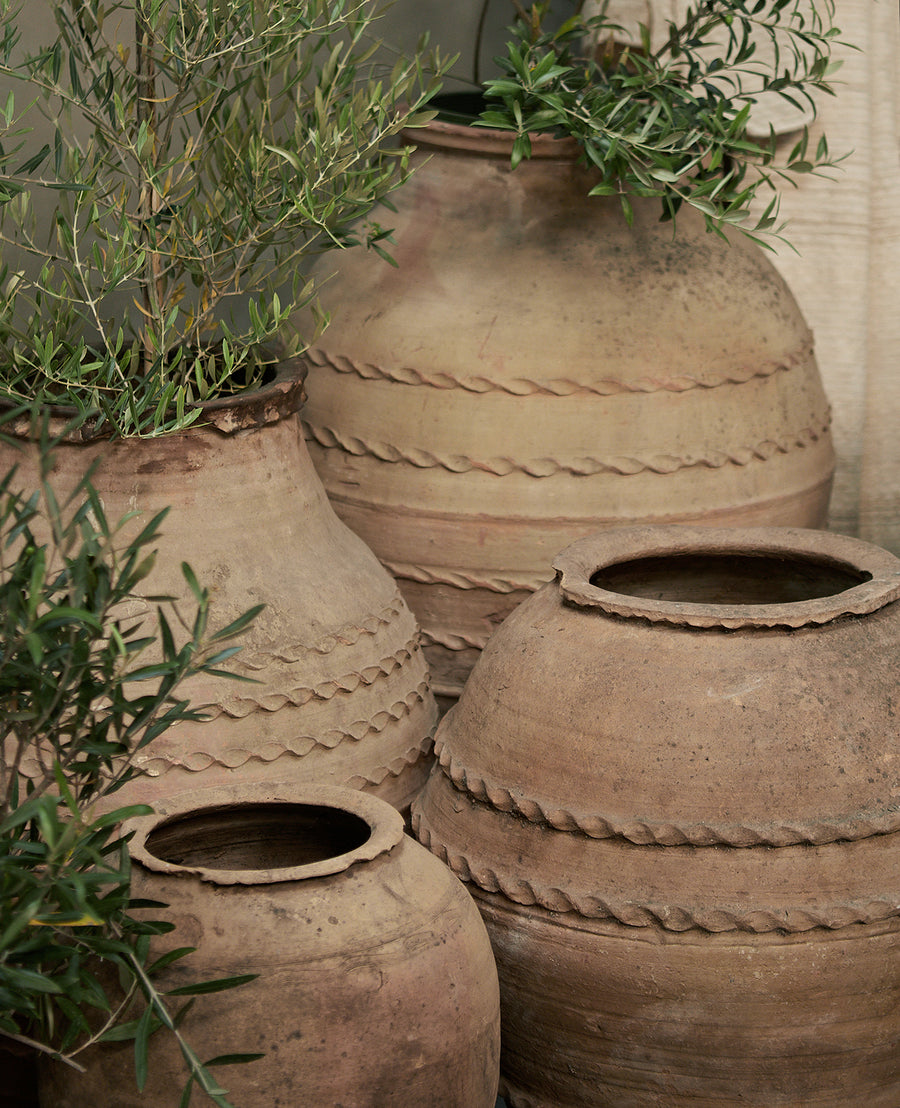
[0,409,263,1104]
[0,0,448,435]
[470,0,843,241]
[0,80,35,205]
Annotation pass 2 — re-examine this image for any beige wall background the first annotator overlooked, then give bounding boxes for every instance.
[742,0,900,551]
[5,1,900,550]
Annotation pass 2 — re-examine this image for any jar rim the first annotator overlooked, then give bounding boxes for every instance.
[0,355,305,442]
[401,105,580,161]
[123,782,405,886]
[553,526,900,629]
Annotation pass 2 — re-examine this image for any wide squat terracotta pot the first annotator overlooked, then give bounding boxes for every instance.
[2,364,437,811]
[40,783,500,1107]
[300,96,835,703]
[412,525,900,1107]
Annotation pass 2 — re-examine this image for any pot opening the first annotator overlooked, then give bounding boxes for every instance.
[590,552,871,606]
[432,89,488,123]
[144,802,372,872]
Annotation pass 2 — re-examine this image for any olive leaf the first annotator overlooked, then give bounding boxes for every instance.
[0,1,451,434]
[477,0,846,244]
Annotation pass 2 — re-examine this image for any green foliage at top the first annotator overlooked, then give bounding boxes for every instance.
[477,0,844,243]
[0,409,263,1103]
[0,0,449,435]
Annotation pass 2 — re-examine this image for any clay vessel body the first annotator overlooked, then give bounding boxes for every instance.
[300,109,836,701]
[39,783,501,1107]
[412,526,900,1106]
[2,366,436,810]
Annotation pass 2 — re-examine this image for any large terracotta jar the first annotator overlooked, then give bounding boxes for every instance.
[40,782,501,1107]
[2,366,436,810]
[300,100,836,703]
[412,526,900,1107]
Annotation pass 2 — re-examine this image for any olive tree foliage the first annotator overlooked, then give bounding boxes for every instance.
[474,0,845,242]
[0,0,448,434]
[0,411,263,1103]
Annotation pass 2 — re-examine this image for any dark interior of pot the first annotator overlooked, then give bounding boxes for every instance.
[145,803,372,871]
[590,552,870,606]
[432,89,488,121]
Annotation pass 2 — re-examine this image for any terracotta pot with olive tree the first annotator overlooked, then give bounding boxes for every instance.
[299,0,842,704]
[0,0,451,805]
[0,429,263,1106]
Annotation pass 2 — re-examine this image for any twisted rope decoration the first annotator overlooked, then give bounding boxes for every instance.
[434,738,900,848]
[305,343,813,397]
[136,683,432,776]
[384,560,542,595]
[419,627,494,652]
[303,418,831,478]
[411,813,900,935]
[237,594,409,668]
[347,741,434,791]
[201,641,422,720]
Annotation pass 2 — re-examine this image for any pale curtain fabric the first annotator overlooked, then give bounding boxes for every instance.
[592,0,900,550]
[755,2,900,551]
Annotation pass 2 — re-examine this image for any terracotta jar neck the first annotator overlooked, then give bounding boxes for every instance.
[124,784,405,887]
[553,526,900,631]
[0,358,305,443]
[401,92,580,161]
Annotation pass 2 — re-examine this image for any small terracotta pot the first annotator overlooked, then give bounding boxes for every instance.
[40,783,501,1107]
[300,107,835,704]
[0,364,437,811]
[413,526,900,1106]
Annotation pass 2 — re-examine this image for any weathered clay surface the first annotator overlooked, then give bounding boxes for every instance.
[481,896,900,1108]
[412,525,900,1105]
[39,783,501,1107]
[1,366,437,810]
[299,116,835,701]
[439,526,900,845]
